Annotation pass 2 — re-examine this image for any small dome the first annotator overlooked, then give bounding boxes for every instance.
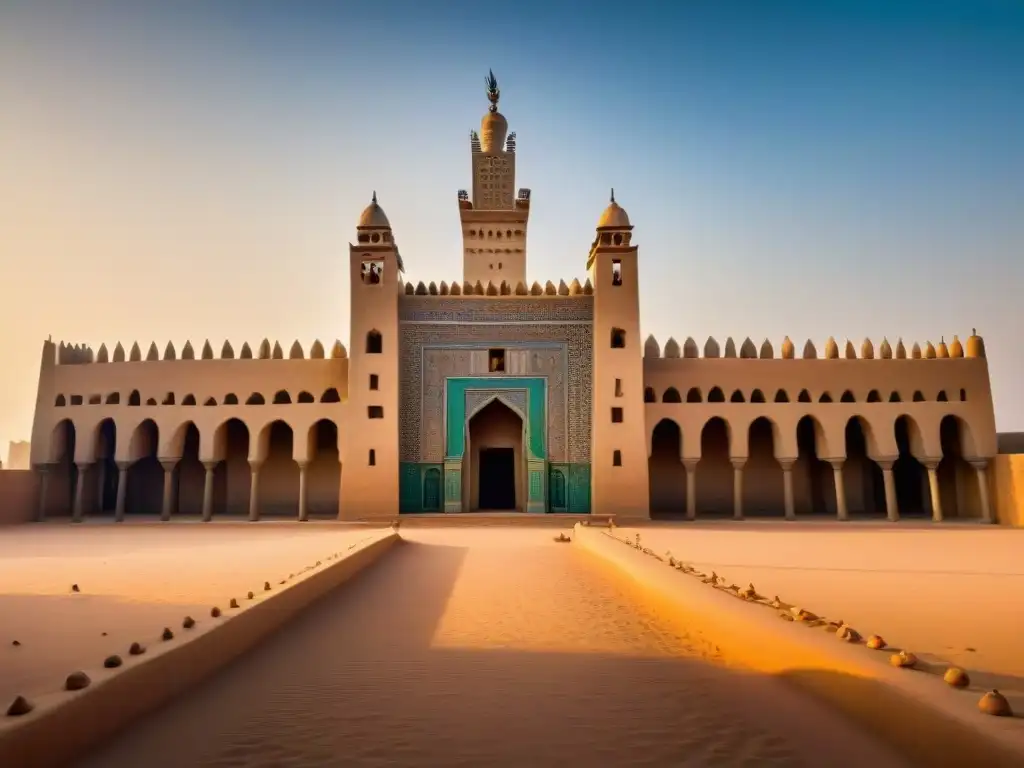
[924,341,937,359]
[936,337,949,358]
[724,337,737,358]
[844,339,857,359]
[911,342,922,359]
[357,192,390,229]
[879,338,892,359]
[802,339,817,359]
[781,336,795,359]
[861,338,874,359]
[703,336,720,358]
[683,337,699,358]
[663,337,681,358]
[895,338,907,359]
[480,110,508,153]
[824,337,839,359]
[643,335,661,358]
[949,335,964,358]
[759,339,774,359]
[966,329,986,358]
[597,189,631,229]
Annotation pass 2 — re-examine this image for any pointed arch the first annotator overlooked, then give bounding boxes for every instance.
[913,391,925,402]
[708,387,725,403]
[245,392,266,405]
[297,391,315,404]
[204,397,217,406]
[843,416,885,516]
[273,390,292,405]
[643,387,656,403]
[366,329,383,354]
[866,390,882,403]
[797,389,811,403]
[128,390,141,406]
[937,390,948,402]
[685,387,702,403]
[321,388,342,403]
[662,387,682,403]
[819,392,833,403]
[224,393,239,405]
[105,392,120,405]
[181,394,197,406]
[750,389,765,403]
[729,389,745,403]
[774,389,789,403]
[93,418,118,515]
[745,416,784,515]
[889,391,901,402]
[697,417,732,515]
[55,394,67,407]
[795,415,834,515]
[894,415,929,518]
[840,390,855,403]
[649,418,685,517]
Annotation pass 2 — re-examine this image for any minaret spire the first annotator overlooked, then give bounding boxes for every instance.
[610,187,616,204]
[485,69,500,113]
[372,190,377,204]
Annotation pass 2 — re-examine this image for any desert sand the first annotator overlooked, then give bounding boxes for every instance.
[72,528,908,768]
[617,521,1024,711]
[0,521,384,705]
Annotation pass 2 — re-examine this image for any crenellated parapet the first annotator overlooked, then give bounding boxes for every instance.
[54,338,349,365]
[401,278,593,297]
[642,331,986,360]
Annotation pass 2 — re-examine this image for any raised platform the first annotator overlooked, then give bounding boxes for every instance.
[387,513,612,527]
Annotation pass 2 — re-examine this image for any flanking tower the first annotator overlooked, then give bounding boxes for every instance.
[459,71,531,289]
[588,192,651,519]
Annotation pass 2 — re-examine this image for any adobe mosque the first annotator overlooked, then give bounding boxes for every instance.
[29,73,998,524]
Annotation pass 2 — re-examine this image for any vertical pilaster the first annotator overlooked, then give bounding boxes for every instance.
[731,458,746,520]
[925,460,943,522]
[297,461,309,521]
[72,462,89,522]
[830,461,848,521]
[683,459,697,520]
[114,462,129,522]
[780,459,796,520]
[201,461,217,522]
[878,460,899,522]
[971,460,993,524]
[248,461,262,521]
[160,460,178,521]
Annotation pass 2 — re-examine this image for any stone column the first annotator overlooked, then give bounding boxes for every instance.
[683,459,698,520]
[159,460,178,521]
[878,460,899,522]
[201,461,217,522]
[731,458,746,520]
[830,461,848,521]
[925,460,943,522]
[36,465,51,522]
[780,459,796,520]
[96,461,107,513]
[971,460,993,524]
[297,461,309,522]
[72,462,89,523]
[248,461,262,521]
[114,462,129,522]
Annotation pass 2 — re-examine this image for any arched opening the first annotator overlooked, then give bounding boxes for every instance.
[259,421,299,516]
[105,393,120,405]
[708,387,725,403]
[867,390,882,403]
[465,399,524,511]
[649,419,685,517]
[938,416,979,519]
[889,391,901,402]
[366,330,383,354]
[937,390,948,402]
[729,389,745,403]
[959,388,967,402]
[795,415,834,515]
[820,392,833,403]
[745,417,784,515]
[750,389,766,403]
[840,391,855,403]
[321,388,341,403]
[298,391,315,404]
[212,418,250,516]
[93,418,118,515]
[181,394,196,406]
[307,419,341,518]
[162,392,175,405]
[913,391,925,402]
[774,389,789,403]
[47,419,77,517]
[685,387,702,403]
[893,416,929,518]
[246,392,265,405]
[610,328,626,348]
[126,420,162,515]
[662,387,682,403]
[273,390,291,404]
[643,387,655,403]
[843,417,885,517]
[55,395,67,407]
[128,390,141,406]
[204,397,217,406]
[145,398,158,406]
[797,389,811,403]
[696,417,732,515]
[224,393,239,405]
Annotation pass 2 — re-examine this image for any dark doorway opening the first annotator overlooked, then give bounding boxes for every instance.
[479,448,515,510]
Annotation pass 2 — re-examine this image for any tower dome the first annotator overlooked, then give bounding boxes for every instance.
[597,189,631,229]
[357,192,390,229]
[479,70,508,153]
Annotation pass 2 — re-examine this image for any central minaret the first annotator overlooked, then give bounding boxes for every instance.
[458,70,531,288]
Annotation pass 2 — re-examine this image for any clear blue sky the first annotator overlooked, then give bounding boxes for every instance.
[1,0,1022,452]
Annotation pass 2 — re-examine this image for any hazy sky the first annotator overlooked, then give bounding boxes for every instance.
[1,0,1022,452]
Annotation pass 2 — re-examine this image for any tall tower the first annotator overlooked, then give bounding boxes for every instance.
[459,70,531,288]
[588,191,650,518]
[342,193,403,519]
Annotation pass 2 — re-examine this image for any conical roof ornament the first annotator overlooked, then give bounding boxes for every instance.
[372,190,377,204]
[485,69,500,112]
[610,187,615,204]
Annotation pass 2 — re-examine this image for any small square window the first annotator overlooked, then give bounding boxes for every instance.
[368,449,376,466]
[610,328,626,348]
[612,260,622,286]
[613,450,622,467]
[369,374,379,390]
[367,405,384,419]
[488,348,505,373]
[611,407,623,423]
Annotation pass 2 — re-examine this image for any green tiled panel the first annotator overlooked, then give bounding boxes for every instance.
[568,464,591,514]
[444,377,546,460]
[399,463,422,514]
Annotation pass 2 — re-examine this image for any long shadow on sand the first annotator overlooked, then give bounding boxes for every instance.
[64,540,1014,768]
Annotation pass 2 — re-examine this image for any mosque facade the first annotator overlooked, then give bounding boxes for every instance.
[28,74,998,523]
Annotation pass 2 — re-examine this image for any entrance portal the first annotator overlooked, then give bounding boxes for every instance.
[479,448,516,509]
[465,398,524,512]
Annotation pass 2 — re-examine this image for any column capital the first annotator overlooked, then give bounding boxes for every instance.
[969,458,990,471]
[248,459,264,471]
[921,457,942,471]
[777,457,797,471]
[828,459,845,471]
[159,458,180,472]
[730,457,747,470]
[74,460,93,470]
[116,460,131,472]
[296,459,310,470]
[875,457,897,471]
[202,460,219,471]
[682,458,699,471]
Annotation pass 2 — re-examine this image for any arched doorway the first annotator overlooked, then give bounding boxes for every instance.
[795,416,834,515]
[174,423,203,515]
[745,417,784,516]
[126,420,162,515]
[893,416,928,517]
[93,418,118,515]
[423,468,442,512]
[843,417,885,517]
[696,417,732,515]
[48,419,77,517]
[260,420,299,516]
[307,419,341,518]
[649,418,685,517]
[465,399,523,511]
[938,416,979,519]
[213,418,250,516]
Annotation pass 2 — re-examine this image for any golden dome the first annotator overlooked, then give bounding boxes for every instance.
[480,110,508,153]
[780,336,795,359]
[966,328,986,358]
[936,338,949,358]
[949,335,964,358]
[357,192,390,229]
[597,189,631,229]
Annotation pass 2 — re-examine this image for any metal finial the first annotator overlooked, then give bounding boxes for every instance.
[972,327,977,335]
[485,69,500,112]
[371,190,377,204]
[610,188,615,203]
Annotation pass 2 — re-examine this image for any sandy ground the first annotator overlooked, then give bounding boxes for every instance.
[0,521,385,705]
[618,522,1024,709]
[74,528,907,768]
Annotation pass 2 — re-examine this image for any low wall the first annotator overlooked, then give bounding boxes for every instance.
[0,530,399,768]
[574,524,1024,768]
[992,454,1024,527]
[0,470,37,526]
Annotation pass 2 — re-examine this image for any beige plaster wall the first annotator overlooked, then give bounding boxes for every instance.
[0,470,38,525]
[991,454,1024,526]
